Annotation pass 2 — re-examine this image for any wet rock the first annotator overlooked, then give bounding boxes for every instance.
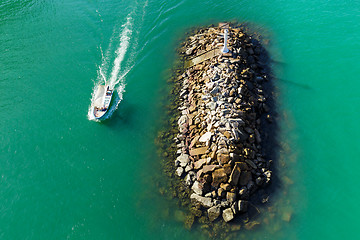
[176,167,184,177]
[190,193,213,208]
[222,208,234,222]
[208,206,221,222]
[239,171,252,186]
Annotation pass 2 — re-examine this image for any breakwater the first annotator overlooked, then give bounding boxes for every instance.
[157,22,277,236]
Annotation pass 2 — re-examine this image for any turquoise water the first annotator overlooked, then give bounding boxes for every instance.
[1,0,360,239]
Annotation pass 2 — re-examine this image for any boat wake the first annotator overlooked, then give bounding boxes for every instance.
[88,2,147,121]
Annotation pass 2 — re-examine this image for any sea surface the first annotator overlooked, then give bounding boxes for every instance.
[1,0,360,239]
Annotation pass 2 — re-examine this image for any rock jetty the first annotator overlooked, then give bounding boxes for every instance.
[174,24,273,223]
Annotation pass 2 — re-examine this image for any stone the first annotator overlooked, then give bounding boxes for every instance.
[220,183,231,191]
[194,158,207,169]
[223,164,232,175]
[202,164,218,173]
[245,159,257,169]
[239,171,252,186]
[206,102,217,111]
[212,168,228,187]
[189,147,208,156]
[223,131,231,139]
[226,192,237,203]
[185,173,193,186]
[176,154,189,167]
[229,163,241,185]
[238,187,249,199]
[178,115,188,125]
[184,164,192,172]
[238,200,248,213]
[231,202,238,215]
[192,181,203,195]
[176,167,184,177]
[189,135,200,148]
[199,132,212,142]
[208,206,221,222]
[217,153,230,164]
[190,193,213,208]
[217,188,226,198]
[222,208,234,222]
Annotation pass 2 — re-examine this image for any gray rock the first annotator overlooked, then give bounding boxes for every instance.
[176,153,189,167]
[222,208,234,222]
[176,167,184,177]
[190,193,213,208]
[192,181,203,195]
[199,131,212,142]
[208,206,221,222]
[184,164,193,172]
[184,173,193,186]
[206,102,217,111]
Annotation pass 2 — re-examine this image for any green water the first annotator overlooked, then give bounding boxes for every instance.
[1,0,360,239]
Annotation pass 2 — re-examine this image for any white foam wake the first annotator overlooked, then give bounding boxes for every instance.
[88,13,135,121]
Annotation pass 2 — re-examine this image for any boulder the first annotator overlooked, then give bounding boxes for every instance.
[226,192,237,203]
[212,168,228,187]
[176,167,184,177]
[192,181,203,195]
[199,132,212,142]
[229,163,241,185]
[220,183,231,191]
[217,153,230,164]
[194,158,207,169]
[190,193,213,208]
[239,171,252,186]
[207,206,221,222]
[189,147,208,156]
[176,154,189,167]
[202,165,218,173]
[238,200,248,213]
[222,208,234,222]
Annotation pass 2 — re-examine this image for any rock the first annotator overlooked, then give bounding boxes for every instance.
[176,167,184,177]
[207,206,221,222]
[189,147,208,156]
[217,153,230,164]
[176,154,190,167]
[238,200,248,213]
[199,132,212,142]
[194,158,207,169]
[222,208,234,222]
[217,188,226,198]
[190,193,213,208]
[239,171,252,186]
[178,115,188,125]
[244,221,260,230]
[192,181,203,195]
[202,164,218,173]
[238,187,249,199]
[229,163,241,185]
[220,183,231,191]
[184,164,192,172]
[212,168,228,187]
[231,202,238,214]
[226,192,237,203]
[206,102,217,111]
[185,173,193,186]
[223,131,231,139]
[245,159,257,169]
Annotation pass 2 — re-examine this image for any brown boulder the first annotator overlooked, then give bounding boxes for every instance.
[212,168,228,187]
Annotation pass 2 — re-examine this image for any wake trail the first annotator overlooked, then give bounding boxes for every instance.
[88,2,148,121]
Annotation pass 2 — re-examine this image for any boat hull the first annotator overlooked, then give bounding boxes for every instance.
[93,84,113,119]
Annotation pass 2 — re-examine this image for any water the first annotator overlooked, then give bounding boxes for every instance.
[1,0,360,239]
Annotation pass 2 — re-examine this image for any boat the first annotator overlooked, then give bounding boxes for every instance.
[93,84,113,119]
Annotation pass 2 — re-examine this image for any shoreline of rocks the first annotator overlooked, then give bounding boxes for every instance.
[174,24,273,223]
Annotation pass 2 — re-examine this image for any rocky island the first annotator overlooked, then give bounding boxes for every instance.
[157,22,277,234]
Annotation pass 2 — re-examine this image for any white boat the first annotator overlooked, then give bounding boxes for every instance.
[93,84,113,119]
